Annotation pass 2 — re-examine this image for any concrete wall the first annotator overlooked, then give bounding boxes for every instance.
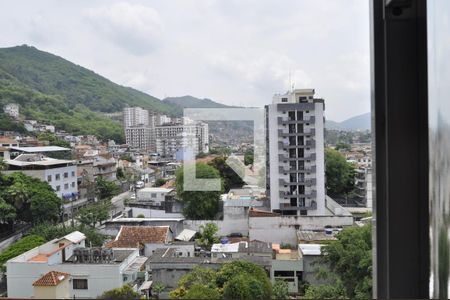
[130,207,183,219]
[249,216,354,244]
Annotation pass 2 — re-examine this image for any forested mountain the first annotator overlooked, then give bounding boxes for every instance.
[0,45,178,142]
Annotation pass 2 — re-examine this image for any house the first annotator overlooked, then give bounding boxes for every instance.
[3,147,78,199]
[6,231,148,299]
[298,243,331,285]
[33,271,71,299]
[211,240,272,263]
[147,248,220,290]
[106,226,173,256]
[3,103,19,118]
[271,244,303,293]
[102,217,184,237]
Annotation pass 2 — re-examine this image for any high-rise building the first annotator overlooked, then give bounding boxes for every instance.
[265,89,325,216]
[155,122,209,158]
[123,107,149,127]
[125,126,154,150]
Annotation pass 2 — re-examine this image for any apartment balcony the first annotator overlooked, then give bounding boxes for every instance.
[279,190,316,198]
[278,140,316,150]
[277,116,316,125]
[279,178,316,186]
[278,153,316,162]
[278,128,316,137]
[278,165,316,174]
[280,201,317,211]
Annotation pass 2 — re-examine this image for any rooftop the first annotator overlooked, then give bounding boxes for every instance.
[297,230,338,243]
[238,240,272,253]
[6,154,75,167]
[10,146,70,153]
[175,229,197,242]
[299,244,324,256]
[138,187,173,193]
[106,226,171,248]
[32,271,70,287]
[211,242,240,253]
[249,207,279,218]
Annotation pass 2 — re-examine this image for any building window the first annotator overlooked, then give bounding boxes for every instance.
[73,279,88,290]
[56,185,61,192]
[64,183,69,190]
[72,171,75,177]
[64,172,68,178]
[56,174,60,180]
[281,97,288,102]
[151,193,157,198]
[71,182,75,188]
[47,175,52,182]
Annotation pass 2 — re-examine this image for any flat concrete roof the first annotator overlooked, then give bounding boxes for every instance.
[10,146,70,152]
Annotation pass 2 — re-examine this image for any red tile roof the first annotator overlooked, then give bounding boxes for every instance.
[32,271,70,287]
[106,226,171,248]
[249,207,279,217]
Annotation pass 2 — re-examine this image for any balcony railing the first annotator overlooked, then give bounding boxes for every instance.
[277,116,316,125]
[278,153,316,161]
[279,178,316,186]
[280,200,317,210]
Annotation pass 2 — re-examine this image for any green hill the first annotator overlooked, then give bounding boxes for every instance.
[163,95,232,110]
[0,45,178,142]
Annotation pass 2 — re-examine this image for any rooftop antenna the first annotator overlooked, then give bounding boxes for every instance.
[289,70,292,92]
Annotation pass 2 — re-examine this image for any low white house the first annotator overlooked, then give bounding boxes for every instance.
[6,231,148,299]
[137,187,173,205]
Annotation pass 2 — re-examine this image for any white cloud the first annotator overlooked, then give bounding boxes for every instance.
[0,0,370,120]
[85,2,163,55]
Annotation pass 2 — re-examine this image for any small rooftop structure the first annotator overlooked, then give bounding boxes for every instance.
[299,244,324,256]
[211,242,241,253]
[175,229,197,242]
[32,271,70,287]
[238,240,272,254]
[249,207,279,217]
[107,226,172,248]
[297,230,338,244]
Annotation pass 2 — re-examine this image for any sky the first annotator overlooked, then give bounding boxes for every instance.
[0,0,370,122]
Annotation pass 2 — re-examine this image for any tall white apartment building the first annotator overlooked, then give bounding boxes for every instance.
[265,89,325,216]
[125,126,154,150]
[155,122,209,158]
[123,107,149,127]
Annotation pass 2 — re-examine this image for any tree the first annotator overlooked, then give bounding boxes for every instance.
[98,284,140,299]
[152,282,165,299]
[304,282,346,299]
[325,148,356,198]
[136,214,145,218]
[170,266,217,299]
[317,225,372,299]
[244,149,254,166]
[29,189,62,224]
[196,223,219,250]
[208,156,243,192]
[95,177,120,199]
[154,178,167,187]
[171,261,271,299]
[335,142,351,151]
[272,279,289,300]
[216,261,272,299]
[182,284,220,299]
[0,198,16,228]
[0,235,45,271]
[175,163,222,220]
[77,202,110,228]
[116,167,125,180]
[0,172,61,225]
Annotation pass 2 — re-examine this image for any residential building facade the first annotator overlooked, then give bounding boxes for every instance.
[265,89,326,216]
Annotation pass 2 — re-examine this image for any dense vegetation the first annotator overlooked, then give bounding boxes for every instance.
[305,224,372,299]
[325,148,356,199]
[0,45,181,142]
[175,163,223,220]
[207,156,244,192]
[170,261,273,299]
[0,172,62,231]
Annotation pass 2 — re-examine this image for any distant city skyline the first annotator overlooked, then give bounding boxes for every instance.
[0,0,370,122]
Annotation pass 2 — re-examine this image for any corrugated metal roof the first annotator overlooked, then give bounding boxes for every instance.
[175,229,197,241]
